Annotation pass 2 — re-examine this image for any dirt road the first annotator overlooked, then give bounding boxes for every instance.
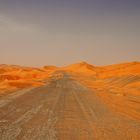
[0,71,140,140]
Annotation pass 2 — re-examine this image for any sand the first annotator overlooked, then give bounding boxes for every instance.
[0,62,140,139]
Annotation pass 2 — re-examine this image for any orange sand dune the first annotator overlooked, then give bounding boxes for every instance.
[62,61,140,78]
[43,65,58,71]
[0,64,56,95]
[0,62,140,139]
[62,61,99,75]
[0,61,139,98]
[99,61,140,78]
[69,61,140,121]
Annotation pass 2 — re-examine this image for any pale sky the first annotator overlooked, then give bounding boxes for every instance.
[0,0,140,66]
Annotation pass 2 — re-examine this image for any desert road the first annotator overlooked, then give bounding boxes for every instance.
[0,71,140,140]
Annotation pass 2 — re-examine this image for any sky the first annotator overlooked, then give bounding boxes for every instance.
[0,0,140,67]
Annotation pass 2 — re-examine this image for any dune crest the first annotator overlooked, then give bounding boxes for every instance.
[0,61,140,139]
[62,61,97,75]
[0,61,139,97]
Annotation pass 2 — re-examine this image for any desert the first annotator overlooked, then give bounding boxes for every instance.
[0,61,140,139]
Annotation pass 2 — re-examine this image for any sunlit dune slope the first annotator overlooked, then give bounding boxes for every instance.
[98,61,140,78]
[62,61,140,78]
[62,61,99,75]
[43,65,58,71]
[68,61,140,94]
[69,61,140,121]
[0,65,57,95]
[0,61,139,97]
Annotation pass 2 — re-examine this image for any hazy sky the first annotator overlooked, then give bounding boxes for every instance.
[0,0,140,66]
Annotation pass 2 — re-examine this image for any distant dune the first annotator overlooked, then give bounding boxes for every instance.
[0,61,140,139]
[62,61,97,75]
[0,61,139,97]
[67,61,140,121]
[0,65,48,95]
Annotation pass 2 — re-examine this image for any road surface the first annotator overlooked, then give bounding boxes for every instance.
[0,71,140,140]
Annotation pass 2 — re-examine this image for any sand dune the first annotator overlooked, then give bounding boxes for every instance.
[0,65,52,95]
[69,61,140,122]
[62,61,140,78]
[62,61,99,75]
[0,62,139,95]
[98,61,140,78]
[0,68,140,139]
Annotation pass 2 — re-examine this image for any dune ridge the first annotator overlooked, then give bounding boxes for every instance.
[0,61,139,96]
[0,61,140,138]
